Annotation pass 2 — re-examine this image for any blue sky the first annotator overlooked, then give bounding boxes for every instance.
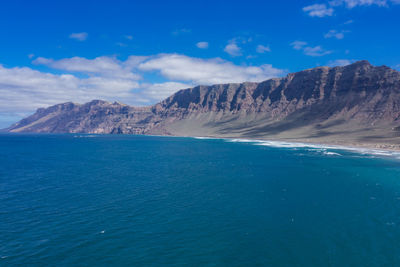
[0,0,399,127]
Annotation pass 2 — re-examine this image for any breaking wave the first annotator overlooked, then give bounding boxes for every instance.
[223,138,400,159]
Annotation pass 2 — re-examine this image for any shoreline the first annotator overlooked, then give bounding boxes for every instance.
[190,135,400,159]
[3,132,400,159]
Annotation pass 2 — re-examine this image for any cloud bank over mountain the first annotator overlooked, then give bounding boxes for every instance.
[0,54,286,123]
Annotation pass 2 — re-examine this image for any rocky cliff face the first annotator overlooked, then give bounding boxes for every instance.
[157,60,400,121]
[7,61,400,147]
[7,100,160,134]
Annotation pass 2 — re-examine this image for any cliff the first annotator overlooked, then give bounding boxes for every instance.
[7,61,400,148]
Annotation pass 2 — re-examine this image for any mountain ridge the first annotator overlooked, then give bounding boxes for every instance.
[6,60,400,149]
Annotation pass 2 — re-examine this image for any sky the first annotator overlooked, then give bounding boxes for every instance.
[0,0,400,127]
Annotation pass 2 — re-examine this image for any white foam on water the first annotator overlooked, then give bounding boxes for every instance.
[225,138,264,143]
[323,151,342,156]
[73,135,98,138]
[193,136,218,140]
[222,138,400,159]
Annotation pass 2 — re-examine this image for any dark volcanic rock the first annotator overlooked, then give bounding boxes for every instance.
[7,61,400,146]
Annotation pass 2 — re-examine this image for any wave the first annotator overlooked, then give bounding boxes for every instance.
[223,138,400,159]
[193,136,218,140]
[323,151,342,156]
[73,135,98,138]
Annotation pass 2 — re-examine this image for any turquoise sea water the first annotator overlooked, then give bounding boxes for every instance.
[1,134,400,266]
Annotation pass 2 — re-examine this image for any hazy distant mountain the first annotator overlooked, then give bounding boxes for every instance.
[7,61,400,148]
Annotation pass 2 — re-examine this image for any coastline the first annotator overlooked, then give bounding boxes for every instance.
[3,132,400,159]
[190,135,400,159]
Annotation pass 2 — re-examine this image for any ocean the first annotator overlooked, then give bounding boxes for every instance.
[1,134,400,266]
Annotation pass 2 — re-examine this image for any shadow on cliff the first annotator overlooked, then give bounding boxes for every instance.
[211,103,351,138]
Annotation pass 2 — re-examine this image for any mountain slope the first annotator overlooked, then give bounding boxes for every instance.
[7,60,400,148]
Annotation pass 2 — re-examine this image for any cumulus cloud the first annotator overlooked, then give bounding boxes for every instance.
[329,0,387,8]
[196,42,209,49]
[138,54,285,84]
[324,29,348,39]
[69,32,88,41]
[290,41,333,57]
[33,56,142,79]
[304,46,333,57]
[256,45,271,53]
[304,0,399,17]
[0,54,286,125]
[291,41,308,50]
[2,55,149,116]
[138,82,193,103]
[224,41,242,57]
[303,4,334,17]
[0,64,139,115]
[116,42,127,47]
[327,59,356,66]
[172,28,191,36]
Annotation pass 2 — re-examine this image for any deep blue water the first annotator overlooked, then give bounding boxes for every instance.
[1,134,400,266]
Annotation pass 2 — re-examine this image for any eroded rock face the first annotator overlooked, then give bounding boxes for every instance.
[7,60,400,143]
[8,100,158,134]
[157,60,400,122]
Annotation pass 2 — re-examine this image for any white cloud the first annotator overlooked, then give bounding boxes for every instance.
[196,42,209,49]
[69,32,88,41]
[0,54,286,125]
[290,41,333,57]
[0,64,139,115]
[33,56,142,79]
[138,54,285,84]
[246,55,257,59]
[139,82,192,103]
[224,41,242,57]
[327,59,356,66]
[172,28,191,36]
[303,46,333,57]
[329,0,387,8]
[303,4,334,17]
[125,35,133,40]
[324,29,348,39]
[304,0,399,17]
[291,41,308,50]
[28,54,35,59]
[32,57,53,65]
[124,55,150,69]
[256,45,271,53]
